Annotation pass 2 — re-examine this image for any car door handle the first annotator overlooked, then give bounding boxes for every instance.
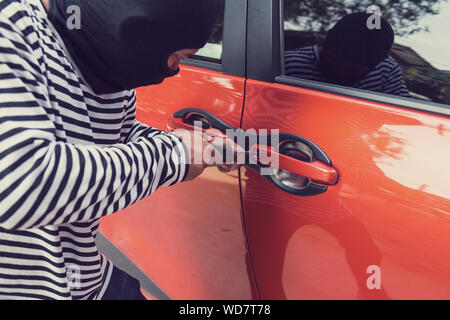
[168,108,340,196]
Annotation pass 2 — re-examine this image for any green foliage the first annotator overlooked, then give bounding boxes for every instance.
[404,67,450,103]
[284,0,446,36]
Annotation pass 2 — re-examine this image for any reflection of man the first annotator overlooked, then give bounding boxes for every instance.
[285,12,411,97]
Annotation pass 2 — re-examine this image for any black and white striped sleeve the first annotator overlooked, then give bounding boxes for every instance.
[0,28,189,231]
[284,49,317,79]
[119,90,175,146]
[382,61,411,98]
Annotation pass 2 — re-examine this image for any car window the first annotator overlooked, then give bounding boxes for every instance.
[283,0,450,106]
[190,4,225,64]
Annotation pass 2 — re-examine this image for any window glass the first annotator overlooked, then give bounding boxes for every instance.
[191,5,224,64]
[283,0,450,105]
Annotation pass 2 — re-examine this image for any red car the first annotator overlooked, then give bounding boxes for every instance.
[98,0,450,299]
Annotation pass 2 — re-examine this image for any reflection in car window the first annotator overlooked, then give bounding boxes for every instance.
[283,0,450,106]
[191,4,224,64]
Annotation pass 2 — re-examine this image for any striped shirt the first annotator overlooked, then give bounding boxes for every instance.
[285,45,411,97]
[0,0,188,300]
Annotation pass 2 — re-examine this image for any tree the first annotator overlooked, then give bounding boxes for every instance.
[284,0,446,36]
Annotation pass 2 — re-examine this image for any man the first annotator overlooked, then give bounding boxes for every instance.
[285,12,411,97]
[0,0,231,299]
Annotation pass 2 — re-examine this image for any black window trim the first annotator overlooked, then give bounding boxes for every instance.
[247,0,282,82]
[180,0,247,78]
[246,0,450,117]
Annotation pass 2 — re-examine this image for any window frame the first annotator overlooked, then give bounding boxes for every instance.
[180,0,247,78]
[246,0,450,116]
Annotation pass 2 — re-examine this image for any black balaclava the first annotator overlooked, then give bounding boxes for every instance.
[48,0,222,94]
[322,12,395,69]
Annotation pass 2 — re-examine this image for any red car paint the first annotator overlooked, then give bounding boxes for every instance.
[100,65,450,299]
[100,66,258,299]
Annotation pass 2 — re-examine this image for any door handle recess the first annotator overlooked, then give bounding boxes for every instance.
[252,145,339,186]
[168,108,340,196]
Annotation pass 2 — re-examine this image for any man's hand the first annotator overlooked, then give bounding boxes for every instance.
[172,129,243,182]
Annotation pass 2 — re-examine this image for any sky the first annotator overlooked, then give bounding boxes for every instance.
[395,1,450,70]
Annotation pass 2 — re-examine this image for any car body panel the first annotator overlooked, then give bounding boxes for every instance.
[98,0,450,300]
[241,79,450,299]
[99,66,258,299]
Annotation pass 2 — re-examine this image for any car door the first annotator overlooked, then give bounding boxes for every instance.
[98,1,259,300]
[242,0,450,299]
